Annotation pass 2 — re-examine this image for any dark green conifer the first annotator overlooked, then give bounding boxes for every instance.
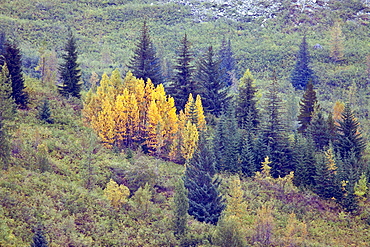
[0,64,15,170]
[168,34,198,111]
[184,134,225,225]
[196,46,229,117]
[335,104,366,161]
[307,108,332,151]
[292,134,316,188]
[38,99,53,124]
[290,36,315,90]
[235,69,259,130]
[58,29,82,98]
[213,107,241,173]
[128,21,163,86]
[297,82,317,133]
[314,150,342,201]
[260,80,293,178]
[240,127,256,177]
[173,179,188,238]
[30,229,48,247]
[4,42,29,108]
[218,38,235,87]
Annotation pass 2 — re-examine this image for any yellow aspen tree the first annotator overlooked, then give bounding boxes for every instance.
[195,94,206,132]
[253,205,275,246]
[181,120,199,160]
[97,97,115,147]
[169,110,186,161]
[96,72,111,100]
[82,87,100,126]
[113,90,130,148]
[282,213,307,245]
[104,179,130,210]
[184,93,197,125]
[225,175,248,220]
[333,101,345,126]
[127,92,140,145]
[137,78,155,142]
[330,22,345,63]
[110,68,124,97]
[146,99,164,154]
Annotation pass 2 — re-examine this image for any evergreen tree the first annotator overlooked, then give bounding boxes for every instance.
[184,134,225,225]
[235,69,259,130]
[173,179,188,238]
[290,36,315,90]
[58,29,82,98]
[335,104,366,162]
[196,46,229,117]
[38,99,53,124]
[30,229,48,247]
[240,128,257,177]
[4,42,29,108]
[260,80,293,178]
[218,38,235,87]
[0,64,15,170]
[297,82,317,133]
[213,107,240,173]
[314,148,342,201]
[0,32,6,65]
[292,134,316,188]
[168,34,198,111]
[306,108,332,151]
[128,21,163,86]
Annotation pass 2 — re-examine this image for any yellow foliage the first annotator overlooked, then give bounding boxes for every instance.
[146,99,164,153]
[255,156,272,180]
[282,213,308,246]
[97,98,115,147]
[104,179,130,209]
[225,175,252,227]
[195,94,206,132]
[325,148,337,173]
[181,121,199,161]
[333,101,344,126]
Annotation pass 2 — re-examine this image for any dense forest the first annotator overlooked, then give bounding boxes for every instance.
[1,0,370,246]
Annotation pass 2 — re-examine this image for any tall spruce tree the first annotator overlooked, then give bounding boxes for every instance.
[184,134,225,225]
[297,82,317,133]
[290,36,315,90]
[58,29,82,98]
[314,148,342,201]
[0,64,15,170]
[128,21,163,86]
[260,80,293,178]
[173,179,188,238]
[335,104,366,162]
[292,134,316,188]
[307,108,333,151]
[168,34,198,111]
[235,69,259,130]
[3,42,29,108]
[0,32,6,65]
[240,126,257,177]
[213,106,241,173]
[196,46,229,117]
[219,38,235,87]
[30,229,48,247]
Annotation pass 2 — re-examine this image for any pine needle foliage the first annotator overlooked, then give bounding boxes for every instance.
[196,46,229,117]
[128,21,163,86]
[290,36,315,90]
[30,229,48,247]
[58,29,82,98]
[3,42,29,108]
[184,134,225,225]
[169,34,198,112]
[297,82,317,134]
